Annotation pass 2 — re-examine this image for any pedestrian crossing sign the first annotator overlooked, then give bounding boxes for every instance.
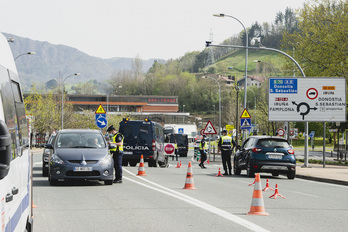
[95,104,106,114]
[240,108,251,118]
[240,118,252,129]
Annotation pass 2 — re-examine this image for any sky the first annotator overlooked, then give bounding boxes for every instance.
[1,0,306,60]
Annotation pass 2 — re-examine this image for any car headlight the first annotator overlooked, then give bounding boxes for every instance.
[52,155,65,165]
[99,155,112,166]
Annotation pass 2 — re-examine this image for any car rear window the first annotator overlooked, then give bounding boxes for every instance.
[257,139,289,148]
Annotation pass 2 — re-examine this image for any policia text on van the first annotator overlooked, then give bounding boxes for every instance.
[0,33,33,232]
[119,118,168,168]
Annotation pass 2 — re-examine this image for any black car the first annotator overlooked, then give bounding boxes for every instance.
[41,133,56,176]
[234,136,296,179]
[168,134,188,157]
[46,129,115,185]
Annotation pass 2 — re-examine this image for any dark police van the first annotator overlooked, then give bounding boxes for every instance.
[119,118,168,167]
[167,134,188,157]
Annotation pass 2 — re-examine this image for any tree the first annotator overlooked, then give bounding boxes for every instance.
[25,88,60,133]
[282,0,348,77]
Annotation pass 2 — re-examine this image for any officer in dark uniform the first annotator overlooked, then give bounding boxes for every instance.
[218,130,236,175]
[199,135,208,168]
[107,125,124,183]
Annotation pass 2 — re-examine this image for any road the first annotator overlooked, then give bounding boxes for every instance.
[32,148,348,232]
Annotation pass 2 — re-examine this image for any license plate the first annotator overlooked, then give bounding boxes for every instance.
[123,151,133,155]
[268,154,282,159]
[73,167,93,172]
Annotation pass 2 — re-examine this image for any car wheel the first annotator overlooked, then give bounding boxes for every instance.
[287,170,296,179]
[42,168,48,177]
[104,180,113,185]
[49,174,58,186]
[233,161,241,175]
[129,161,137,167]
[148,159,155,167]
[246,160,254,177]
[122,160,129,166]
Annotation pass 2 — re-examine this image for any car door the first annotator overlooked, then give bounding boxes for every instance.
[239,138,255,168]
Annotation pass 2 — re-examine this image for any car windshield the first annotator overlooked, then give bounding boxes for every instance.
[258,139,289,148]
[57,133,106,148]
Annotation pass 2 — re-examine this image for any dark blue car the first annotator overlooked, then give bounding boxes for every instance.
[234,136,296,179]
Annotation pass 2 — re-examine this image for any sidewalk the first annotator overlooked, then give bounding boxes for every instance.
[296,163,348,186]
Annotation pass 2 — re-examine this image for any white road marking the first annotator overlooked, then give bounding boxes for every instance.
[123,169,269,232]
[290,191,319,198]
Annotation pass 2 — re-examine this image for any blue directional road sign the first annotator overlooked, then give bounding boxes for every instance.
[95,114,107,129]
[240,118,252,130]
[178,128,184,134]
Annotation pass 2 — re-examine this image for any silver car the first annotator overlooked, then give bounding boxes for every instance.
[46,129,115,185]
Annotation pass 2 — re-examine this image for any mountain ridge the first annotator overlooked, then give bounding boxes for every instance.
[3,32,162,90]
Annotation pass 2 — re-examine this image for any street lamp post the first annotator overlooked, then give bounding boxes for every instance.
[213,105,215,126]
[214,13,248,109]
[202,77,221,136]
[235,86,240,145]
[15,52,36,61]
[61,73,80,129]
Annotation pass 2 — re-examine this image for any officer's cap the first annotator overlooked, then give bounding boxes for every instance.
[202,135,207,138]
[222,130,227,134]
[107,125,116,132]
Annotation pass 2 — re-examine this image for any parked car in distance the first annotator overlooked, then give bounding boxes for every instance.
[45,129,115,185]
[41,133,56,176]
[234,136,296,179]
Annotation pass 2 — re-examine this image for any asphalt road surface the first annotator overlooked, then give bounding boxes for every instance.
[32,149,348,232]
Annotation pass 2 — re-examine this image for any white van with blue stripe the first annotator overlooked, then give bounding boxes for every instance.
[0,33,33,232]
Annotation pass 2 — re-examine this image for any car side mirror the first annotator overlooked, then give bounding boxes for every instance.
[44,144,53,149]
[108,144,117,150]
[40,144,46,148]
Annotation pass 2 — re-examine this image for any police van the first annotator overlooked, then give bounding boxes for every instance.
[0,33,33,231]
[119,118,168,167]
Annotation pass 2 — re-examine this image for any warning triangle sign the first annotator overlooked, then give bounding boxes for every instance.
[95,104,106,114]
[240,108,251,118]
[203,120,217,135]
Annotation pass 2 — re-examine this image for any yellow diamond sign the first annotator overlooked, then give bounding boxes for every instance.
[240,108,251,118]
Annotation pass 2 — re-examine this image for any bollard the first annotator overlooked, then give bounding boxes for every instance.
[331,151,333,157]
[340,152,343,160]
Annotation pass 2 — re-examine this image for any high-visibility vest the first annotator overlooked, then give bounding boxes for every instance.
[199,140,207,150]
[221,135,232,150]
[110,133,124,152]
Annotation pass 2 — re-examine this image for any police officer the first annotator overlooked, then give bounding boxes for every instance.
[199,135,208,168]
[218,130,236,175]
[107,125,124,183]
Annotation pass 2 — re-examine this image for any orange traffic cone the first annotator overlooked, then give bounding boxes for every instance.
[137,155,147,176]
[248,176,256,186]
[247,173,269,216]
[32,202,37,208]
[206,159,210,164]
[180,161,182,167]
[183,161,196,190]
[269,184,286,199]
[175,162,181,168]
[262,179,274,192]
[215,168,224,177]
